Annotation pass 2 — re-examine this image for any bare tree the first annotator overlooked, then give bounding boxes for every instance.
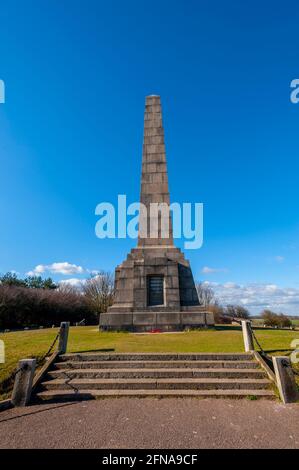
[58,282,80,295]
[225,304,249,319]
[196,282,215,306]
[83,271,114,315]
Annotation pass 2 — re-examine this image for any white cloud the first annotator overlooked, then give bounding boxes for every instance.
[204,281,299,315]
[274,256,285,263]
[27,262,85,276]
[59,278,85,288]
[202,266,228,274]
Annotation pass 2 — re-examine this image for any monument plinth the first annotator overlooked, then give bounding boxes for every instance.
[100,95,214,331]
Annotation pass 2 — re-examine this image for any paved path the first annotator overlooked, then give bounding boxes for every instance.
[0,398,298,449]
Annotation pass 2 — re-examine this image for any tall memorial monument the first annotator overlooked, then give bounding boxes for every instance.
[100,95,214,331]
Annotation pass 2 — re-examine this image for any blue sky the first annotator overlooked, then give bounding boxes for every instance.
[0,0,299,314]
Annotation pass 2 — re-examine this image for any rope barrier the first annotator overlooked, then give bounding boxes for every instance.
[249,324,267,355]
[38,325,79,393]
[249,324,299,376]
[8,324,76,402]
[245,323,299,382]
[36,327,61,366]
[232,317,268,354]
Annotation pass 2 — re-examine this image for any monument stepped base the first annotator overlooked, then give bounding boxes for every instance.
[99,310,214,332]
[35,352,275,402]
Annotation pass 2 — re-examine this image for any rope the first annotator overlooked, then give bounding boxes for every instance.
[249,324,267,355]
[9,326,78,399]
[36,327,61,365]
[249,325,299,378]
[10,332,60,387]
[231,318,267,354]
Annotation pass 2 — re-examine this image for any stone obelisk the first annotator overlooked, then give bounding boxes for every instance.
[100,95,214,331]
[138,95,173,247]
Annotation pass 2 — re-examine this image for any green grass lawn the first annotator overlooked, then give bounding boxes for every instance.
[1,325,298,399]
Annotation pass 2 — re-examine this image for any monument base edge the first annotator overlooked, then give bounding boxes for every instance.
[99,311,214,332]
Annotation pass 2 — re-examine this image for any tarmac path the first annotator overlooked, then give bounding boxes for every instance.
[0,398,298,449]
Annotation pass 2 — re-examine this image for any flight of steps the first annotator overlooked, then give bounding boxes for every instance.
[35,353,275,401]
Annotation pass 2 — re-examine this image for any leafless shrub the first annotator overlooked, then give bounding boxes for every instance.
[196,282,215,306]
[0,284,97,329]
[225,304,249,319]
[82,271,114,315]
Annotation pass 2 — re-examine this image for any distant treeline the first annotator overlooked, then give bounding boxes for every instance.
[0,272,114,330]
[0,273,293,329]
[196,282,293,327]
[259,310,292,328]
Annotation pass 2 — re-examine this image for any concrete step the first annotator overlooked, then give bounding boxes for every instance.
[55,360,259,370]
[34,351,276,403]
[59,353,254,362]
[48,368,265,380]
[36,388,275,401]
[40,377,272,391]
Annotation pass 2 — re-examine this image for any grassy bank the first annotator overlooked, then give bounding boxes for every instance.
[1,326,298,399]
